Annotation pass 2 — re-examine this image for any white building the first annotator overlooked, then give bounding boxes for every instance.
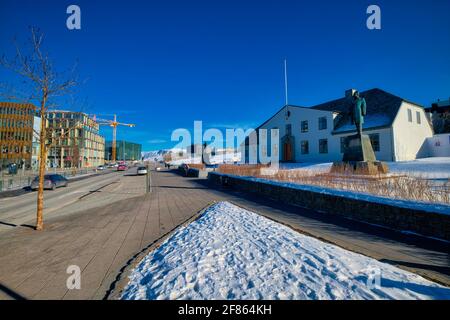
[32,116,41,170]
[250,88,434,163]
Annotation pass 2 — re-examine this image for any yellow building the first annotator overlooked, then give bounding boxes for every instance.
[0,102,36,170]
[46,111,105,168]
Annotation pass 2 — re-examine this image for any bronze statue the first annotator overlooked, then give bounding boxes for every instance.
[349,91,367,136]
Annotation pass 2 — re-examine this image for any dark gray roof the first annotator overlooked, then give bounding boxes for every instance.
[255,88,424,134]
[311,88,415,134]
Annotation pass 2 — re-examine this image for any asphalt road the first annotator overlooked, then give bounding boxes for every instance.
[0,168,146,233]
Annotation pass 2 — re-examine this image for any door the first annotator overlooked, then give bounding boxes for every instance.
[283,142,293,161]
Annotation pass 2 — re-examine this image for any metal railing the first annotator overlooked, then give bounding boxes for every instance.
[0,167,100,192]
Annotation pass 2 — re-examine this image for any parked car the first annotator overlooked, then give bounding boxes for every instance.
[117,164,127,171]
[137,166,148,175]
[97,165,105,170]
[31,174,68,191]
[178,164,189,176]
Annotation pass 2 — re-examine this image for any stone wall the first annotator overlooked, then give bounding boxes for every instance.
[208,172,450,241]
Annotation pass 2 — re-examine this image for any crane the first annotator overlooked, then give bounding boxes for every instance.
[93,114,135,162]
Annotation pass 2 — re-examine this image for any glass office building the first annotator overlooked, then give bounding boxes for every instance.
[105,140,142,161]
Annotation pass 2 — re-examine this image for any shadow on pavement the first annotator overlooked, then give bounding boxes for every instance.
[380,259,450,276]
[0,283,27,300]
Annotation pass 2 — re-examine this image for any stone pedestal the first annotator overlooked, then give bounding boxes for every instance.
[331,134,389,175]
[342,134,376,162]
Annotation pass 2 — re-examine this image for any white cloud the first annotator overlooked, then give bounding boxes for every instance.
[147,139,167,144]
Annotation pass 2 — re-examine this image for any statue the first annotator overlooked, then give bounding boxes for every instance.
[349,91,366,136]
[330,89,389,175]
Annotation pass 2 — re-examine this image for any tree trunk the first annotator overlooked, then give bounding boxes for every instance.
[36,97,47,231]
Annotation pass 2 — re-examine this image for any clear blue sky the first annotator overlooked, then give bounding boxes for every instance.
[1,0,449,151]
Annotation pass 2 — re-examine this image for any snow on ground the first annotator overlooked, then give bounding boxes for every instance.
[388,157,450,179]
[121,202,450,300]
[280,157,450,180]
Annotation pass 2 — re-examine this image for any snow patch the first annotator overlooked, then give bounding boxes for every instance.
[121,202,450,300]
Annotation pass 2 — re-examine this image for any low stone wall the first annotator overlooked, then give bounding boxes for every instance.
[208,172,450,241]
[187,168,210,178]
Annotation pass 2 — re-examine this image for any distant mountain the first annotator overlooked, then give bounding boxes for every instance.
[141,148,185,162]
[141,150,166,162]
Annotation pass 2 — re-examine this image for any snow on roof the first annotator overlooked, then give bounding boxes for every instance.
[333,114,392,134]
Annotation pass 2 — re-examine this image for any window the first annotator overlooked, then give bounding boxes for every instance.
[318,117,327,130]
[340,137,346,153]
[319,139,328,154]
[286,124,292,136]
[416,111,421,124]
[369,133,380,152]
[301,120,308,133]
[301,140,309,154]
[407,109,412,122]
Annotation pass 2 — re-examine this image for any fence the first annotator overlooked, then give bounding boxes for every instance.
[0,167,99,192]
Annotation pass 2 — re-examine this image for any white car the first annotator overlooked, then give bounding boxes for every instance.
[137,166,148,175]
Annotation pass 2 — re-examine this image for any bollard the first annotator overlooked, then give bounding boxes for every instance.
[8,179,13,189]
[0,180,2,192]
[146,164,152,193]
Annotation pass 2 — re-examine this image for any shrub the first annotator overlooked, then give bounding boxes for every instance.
[217,165,450,205]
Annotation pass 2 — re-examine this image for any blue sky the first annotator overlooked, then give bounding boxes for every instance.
[1,0,449,151]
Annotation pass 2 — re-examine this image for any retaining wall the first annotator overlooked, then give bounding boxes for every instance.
[208,172,450,241]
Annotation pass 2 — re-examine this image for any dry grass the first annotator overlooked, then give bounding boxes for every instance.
[217,164,450,205]
[218,164,269,176]
[187,163,206,170]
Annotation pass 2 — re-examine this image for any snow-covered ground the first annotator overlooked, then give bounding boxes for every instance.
[280,157,450,180]
[121,202,450,300]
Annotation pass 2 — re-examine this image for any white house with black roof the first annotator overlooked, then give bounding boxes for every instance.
[251,88,434,163]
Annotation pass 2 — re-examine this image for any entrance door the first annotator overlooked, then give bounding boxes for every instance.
[283,142,292,161]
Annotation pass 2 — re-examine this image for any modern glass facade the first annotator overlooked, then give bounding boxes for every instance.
[105,140,142,161]
[0,102,36,170]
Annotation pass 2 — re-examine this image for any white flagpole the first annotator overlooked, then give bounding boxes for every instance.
[284,59,289,106]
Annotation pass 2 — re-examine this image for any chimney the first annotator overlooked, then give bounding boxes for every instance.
[345,89,357,99]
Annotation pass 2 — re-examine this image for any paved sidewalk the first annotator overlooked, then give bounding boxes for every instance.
[0,169,448,300]
[0,169,214,300]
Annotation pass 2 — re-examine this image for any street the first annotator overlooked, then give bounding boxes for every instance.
[0,169,146,233]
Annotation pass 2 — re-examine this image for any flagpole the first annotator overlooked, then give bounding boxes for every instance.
[284,59,289,106]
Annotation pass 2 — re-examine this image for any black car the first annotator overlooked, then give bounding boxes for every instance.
[31,174,69,191]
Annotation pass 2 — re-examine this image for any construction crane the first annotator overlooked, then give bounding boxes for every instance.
[93,114,135,162]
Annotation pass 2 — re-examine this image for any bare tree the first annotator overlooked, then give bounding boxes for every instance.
[0,28,78,231]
